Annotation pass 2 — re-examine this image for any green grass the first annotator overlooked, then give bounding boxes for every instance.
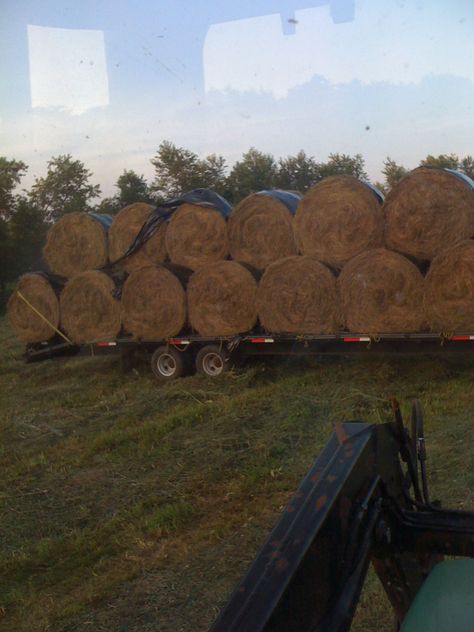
[1,317,474,631]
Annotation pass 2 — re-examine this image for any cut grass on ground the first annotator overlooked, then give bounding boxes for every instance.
[1,317,474,631]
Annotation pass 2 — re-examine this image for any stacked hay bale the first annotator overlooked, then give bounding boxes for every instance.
[187,261,259,336]
[383,168,474,333]
[228,190,299,269]
[108,202,167,272]
[166,202,230,270]
[274,176,385,334]
[121,264,189,339]
[8,170,474,347]
[7,273,62,343]
[7,192,236,344]
[60,270,121,344]
[43,212,112,277]
[293,176,384,267]
[338,249,425,333]
[384,168,474,261]
[257,256,339,334]
[425,240,474,332]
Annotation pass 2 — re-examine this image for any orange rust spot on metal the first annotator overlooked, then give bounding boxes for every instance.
[276,558,289,571]
[310,470,322,483]
[315,494,327,511]
[334,423,349,445]
[287,504,295,513]
[327,474,337,482]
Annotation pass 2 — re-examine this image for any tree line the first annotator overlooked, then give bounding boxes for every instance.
[1,142,473,306]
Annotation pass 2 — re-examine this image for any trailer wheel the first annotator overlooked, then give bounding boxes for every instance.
[195,345,230,377]
[151,346,188,380]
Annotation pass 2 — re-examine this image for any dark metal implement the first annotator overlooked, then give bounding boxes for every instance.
[210,401,474,631]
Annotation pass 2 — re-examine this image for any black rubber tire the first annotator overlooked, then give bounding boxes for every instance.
[195,345,230,377]
[150,346,188,380]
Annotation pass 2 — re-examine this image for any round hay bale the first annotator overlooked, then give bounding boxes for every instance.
[384,167,474,260]
[338,248,425,333]
[166,203,229,270]
[257,256,339,333]
[60,270,121,344]
[187,261,257,336]
[121,265,186,339]
[7,273,60,343]
[108,203,167,272]
[43,212,111,277]
[228,191,299,269]
[294,176,384,267]
[425,240,474,331]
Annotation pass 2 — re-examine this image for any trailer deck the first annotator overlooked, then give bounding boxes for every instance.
[25,331,474,380]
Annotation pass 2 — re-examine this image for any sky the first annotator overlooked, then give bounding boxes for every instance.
[1,0,474,197]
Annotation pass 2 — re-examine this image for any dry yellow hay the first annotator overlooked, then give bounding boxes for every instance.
[338,248,425,333]
[294,176,384,267]
[60,270,121,343]
[425,240,474,331]
[228,192,298,269]
[108,203,167,272]
[384,167,474,260]
[121,265,186,339]
[165,203,229,270]
[257,256,339,333]
[43,212,111,277]
[187,261,257,336]
[7,273,60,343]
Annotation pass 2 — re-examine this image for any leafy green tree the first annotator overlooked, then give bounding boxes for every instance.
[420,153,460,170]
[94,197,121,215]
[0,216,13,304]
[28,154,101,222]
[9,197,47,276]
[459,156,474,180]
[199,154,227,195]
[276,150,319,192]
[226,148,278,202]
[0,157,28,219]
[381,157,409,192]
[95,170,155,214]
[115,170,151,207]
[150,141,227,199]
[318,153,369,181]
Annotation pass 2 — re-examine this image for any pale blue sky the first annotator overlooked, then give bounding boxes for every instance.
[1,0,474,196]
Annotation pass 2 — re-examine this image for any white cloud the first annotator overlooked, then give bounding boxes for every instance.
[27,25,109,115]
[204,1,474,98]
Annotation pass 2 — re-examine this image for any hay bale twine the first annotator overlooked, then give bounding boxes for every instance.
[228,191,299,269]
[294,176,384,267]
[108,203,167,272]
[60,270,121,343]
[121,265,187,339]
[187,261,257,336]
[338,248,425,333]
[384,167,474,260]
[425,240,474,331]
[257,256,339,333]
[43,212,112,277]
[166,203,229,270]
[7,273,60,343]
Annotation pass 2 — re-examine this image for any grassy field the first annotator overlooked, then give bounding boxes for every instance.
[1,316,474,631]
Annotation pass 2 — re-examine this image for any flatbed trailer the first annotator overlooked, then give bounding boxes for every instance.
[24,331,474,380]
